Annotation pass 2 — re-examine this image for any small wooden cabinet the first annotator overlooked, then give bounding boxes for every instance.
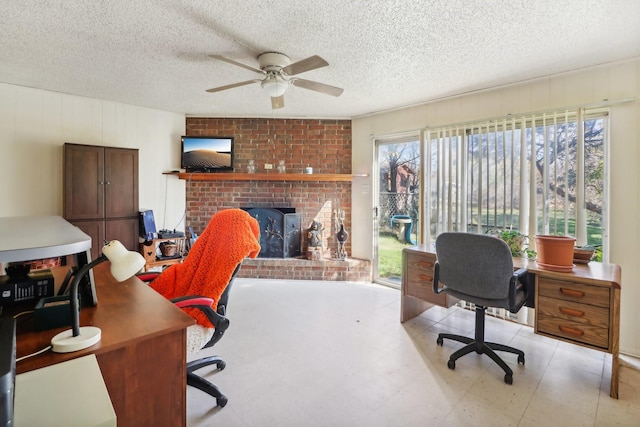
[63,143,139,258]
[139,238,186,271]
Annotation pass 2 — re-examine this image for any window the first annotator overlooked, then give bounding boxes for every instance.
[425,108,608,260]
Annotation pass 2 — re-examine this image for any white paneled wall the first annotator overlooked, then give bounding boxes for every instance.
[352,58,640,356]
[0,83,186,231]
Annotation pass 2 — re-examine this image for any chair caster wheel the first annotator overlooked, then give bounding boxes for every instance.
[518,354,525,365]
[217,360,226,370]
[437,337,443,346]
[504,374,513,385]
[217,396,228,407]
[447,360,455,370]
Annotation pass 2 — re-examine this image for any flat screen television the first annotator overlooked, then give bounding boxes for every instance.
[181,136,234,172]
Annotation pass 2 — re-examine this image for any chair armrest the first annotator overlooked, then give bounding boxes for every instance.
[172,295,214,307]
[136,271,161,283]
[432,261,445,294]
[508,268,529,310]
[170,295,230,334]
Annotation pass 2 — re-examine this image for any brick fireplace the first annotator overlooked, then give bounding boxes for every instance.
[183,117,371,281]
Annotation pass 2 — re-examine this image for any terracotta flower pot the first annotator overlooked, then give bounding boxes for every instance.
[534,235,576,271]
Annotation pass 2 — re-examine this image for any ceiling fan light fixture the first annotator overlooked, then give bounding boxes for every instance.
[207,52,343,102]
[261,76,288,97]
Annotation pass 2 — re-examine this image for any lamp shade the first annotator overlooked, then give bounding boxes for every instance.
[261,75,288,97]
[102,240,146,282]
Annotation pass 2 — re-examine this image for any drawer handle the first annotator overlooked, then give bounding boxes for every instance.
[418,262,434,268]
[559,307,585,317]
[559,325,584,336]
[417,274,433,282]
[560,288,585,298]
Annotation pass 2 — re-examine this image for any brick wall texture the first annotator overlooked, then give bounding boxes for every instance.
[184,117,370,280]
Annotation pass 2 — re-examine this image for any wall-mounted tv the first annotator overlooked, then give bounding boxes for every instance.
[181,136,234,172]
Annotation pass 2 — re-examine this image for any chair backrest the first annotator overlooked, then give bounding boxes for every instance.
[435,232,514,300]
[148,209,260,328]
[201,263,241,349]
[216,263,241,313]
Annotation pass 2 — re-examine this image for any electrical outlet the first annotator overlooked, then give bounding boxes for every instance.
[264,163,273,170]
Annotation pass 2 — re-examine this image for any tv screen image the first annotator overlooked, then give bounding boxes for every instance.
[181,136,234,172]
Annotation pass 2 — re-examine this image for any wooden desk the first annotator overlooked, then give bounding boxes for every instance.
[14,263,194,426]
[401,245,622,398]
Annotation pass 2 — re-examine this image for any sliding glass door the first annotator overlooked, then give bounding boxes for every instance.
[373,135,421,287]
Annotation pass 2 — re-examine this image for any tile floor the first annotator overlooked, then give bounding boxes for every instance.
[186,279,640,427]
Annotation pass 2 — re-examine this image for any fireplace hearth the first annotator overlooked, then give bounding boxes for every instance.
[243,207,301,258]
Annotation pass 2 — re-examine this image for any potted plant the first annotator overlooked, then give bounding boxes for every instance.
[534,234,576,268]
[487,229,534,258]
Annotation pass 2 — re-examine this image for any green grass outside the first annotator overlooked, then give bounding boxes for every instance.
[471,212,603,247]
[378,233,411,279]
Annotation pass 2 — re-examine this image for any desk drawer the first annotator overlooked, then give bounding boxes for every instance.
[537,295,609,348]
[403,252,450,306]
[538,278,610,308]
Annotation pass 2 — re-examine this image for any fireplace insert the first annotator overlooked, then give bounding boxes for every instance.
[242,208,301,258]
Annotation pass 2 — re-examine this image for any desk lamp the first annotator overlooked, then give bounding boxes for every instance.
[51,240,145,353]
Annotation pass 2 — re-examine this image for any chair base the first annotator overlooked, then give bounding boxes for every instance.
[436,306,525,384]
[187,355,228,407]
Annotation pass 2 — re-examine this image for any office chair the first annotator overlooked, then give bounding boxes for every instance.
[141,209,261,407]
[138,264,240,407]
[432,232,529,384]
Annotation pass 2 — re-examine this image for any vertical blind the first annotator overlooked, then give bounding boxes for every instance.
[424,108,607,323]
[425,108,606,248]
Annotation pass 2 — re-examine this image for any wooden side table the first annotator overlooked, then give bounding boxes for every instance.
[140,237,186,271]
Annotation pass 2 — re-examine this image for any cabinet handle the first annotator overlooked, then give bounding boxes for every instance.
[417,274,433,282]
[560,288,585,298]
[99,181,104,185]
[106,181,111,185]
[559,307,585,317]
[559,325,584,336]
[418,261,434,268]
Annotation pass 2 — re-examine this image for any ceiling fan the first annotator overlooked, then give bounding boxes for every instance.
[206,52,344,109]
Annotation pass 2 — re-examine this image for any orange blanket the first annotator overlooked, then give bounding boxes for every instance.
[150,209,261,327]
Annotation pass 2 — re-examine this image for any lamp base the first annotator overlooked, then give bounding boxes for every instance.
[51,326,101,353]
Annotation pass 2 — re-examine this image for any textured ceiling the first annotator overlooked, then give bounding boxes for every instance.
[1,0,639,119]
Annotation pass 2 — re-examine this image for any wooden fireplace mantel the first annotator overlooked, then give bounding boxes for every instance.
[170,172,368,182]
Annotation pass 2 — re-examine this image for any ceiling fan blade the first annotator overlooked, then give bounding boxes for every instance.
[206,79,261,93]
[291,78,344,97]
[209,55,264,74]
[282,55,328,75]
[271,95,285,109]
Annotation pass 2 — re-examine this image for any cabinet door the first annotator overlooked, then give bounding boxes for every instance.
[106,218,139,253]
[64,144,105,220]
[105,148,139,218]
[70,220,105,260]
